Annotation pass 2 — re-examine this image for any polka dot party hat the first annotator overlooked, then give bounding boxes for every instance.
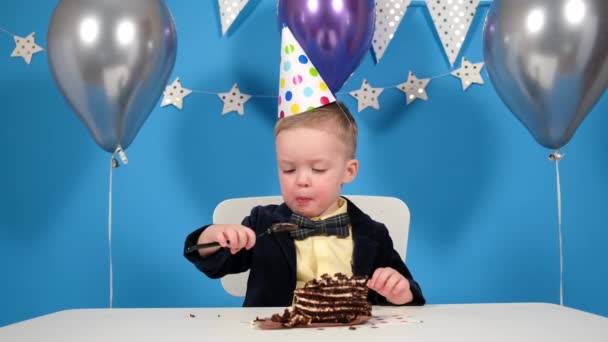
[277,25,336,118]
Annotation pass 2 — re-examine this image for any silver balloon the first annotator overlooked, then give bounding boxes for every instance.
[47,0,177,153]
[483,0,608,149]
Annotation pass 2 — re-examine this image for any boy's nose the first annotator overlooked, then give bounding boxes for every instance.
[296,172,310,187]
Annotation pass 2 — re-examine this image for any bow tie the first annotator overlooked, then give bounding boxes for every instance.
[289,212,351,240]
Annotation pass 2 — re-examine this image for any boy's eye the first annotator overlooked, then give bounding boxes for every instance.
[312,169,327,173]
[282,169,295,174]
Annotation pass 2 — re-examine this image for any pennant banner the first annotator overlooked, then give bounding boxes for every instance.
[427,0,480,66]
[372,0,411,62]
[218,0,249,35]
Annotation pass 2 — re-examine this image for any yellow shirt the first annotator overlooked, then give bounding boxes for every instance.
[295,197,353,289]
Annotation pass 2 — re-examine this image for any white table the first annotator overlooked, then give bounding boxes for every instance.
[1,303,607,341]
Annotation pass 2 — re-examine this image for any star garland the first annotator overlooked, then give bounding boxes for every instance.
[160,58,484,114]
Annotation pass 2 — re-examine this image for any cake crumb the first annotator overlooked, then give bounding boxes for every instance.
[188,313,196,318]
[349,326,357,330]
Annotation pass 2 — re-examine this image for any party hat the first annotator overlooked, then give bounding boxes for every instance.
[278,25,336,118]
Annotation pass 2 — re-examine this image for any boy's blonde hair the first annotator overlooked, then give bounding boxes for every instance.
[274,102,358,159]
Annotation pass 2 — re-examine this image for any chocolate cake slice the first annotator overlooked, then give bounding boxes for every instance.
[271,273,372,328]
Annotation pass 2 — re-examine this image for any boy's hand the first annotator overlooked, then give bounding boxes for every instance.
[367,267,413,305]
[197,224,256,257]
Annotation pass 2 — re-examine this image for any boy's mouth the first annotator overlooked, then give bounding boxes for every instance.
[295,197,312,205]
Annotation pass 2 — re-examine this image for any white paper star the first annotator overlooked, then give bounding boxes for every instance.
[349,79,384,112]
[11,32,44,64]
[161,77,192,110]
[218,83,251,115]
[451,57,484,90]
[396,71,430,104]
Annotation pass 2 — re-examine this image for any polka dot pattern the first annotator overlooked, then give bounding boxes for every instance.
[277,26,336,118]
[427,0,480,65]
[303,87,313,97]
[396,71,430,105]
[217,83,251,115]
[450,57,485,90]
[348,79,384,112]
[218,0,248,35]
[372,0,411,62]
[11,32,44,64]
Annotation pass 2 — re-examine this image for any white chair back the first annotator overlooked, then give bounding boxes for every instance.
[213,195,410,297]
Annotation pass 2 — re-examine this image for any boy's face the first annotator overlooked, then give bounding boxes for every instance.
[275,126,358,218]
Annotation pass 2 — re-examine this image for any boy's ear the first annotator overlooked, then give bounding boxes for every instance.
[342,159,359,184]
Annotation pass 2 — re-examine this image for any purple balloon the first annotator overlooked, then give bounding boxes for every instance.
[278,0,375,93]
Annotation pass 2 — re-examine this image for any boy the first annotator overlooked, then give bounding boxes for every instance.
[184,102,424,307]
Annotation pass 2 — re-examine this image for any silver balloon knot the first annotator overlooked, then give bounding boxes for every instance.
[113,147,129,167]
[549,151,564,161]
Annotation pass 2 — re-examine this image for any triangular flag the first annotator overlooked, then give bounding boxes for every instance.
[277,25,336,118]
[427,0,479,66]
[218,0,249,35]
[372,0,411,62]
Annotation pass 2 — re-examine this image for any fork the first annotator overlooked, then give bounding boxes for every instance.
[185,222,298,254]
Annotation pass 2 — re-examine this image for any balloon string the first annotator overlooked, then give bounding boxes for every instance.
[549,150,564,306]
[556,154,563,306]
[108,155,116,308]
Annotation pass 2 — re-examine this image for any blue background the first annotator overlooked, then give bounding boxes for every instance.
[1,0,607,327]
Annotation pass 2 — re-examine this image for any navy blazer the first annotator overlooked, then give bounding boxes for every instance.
[184,197,425,307]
